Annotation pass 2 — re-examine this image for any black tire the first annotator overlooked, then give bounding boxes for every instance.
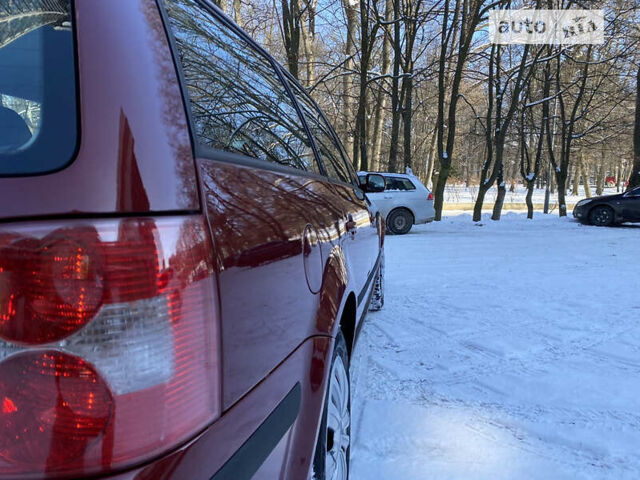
[589,205,614,227]
[368,251,384,311]
[312,331,350,480]
[387,209,413,235]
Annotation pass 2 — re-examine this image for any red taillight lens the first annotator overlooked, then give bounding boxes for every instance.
[0,217,220,478]
[427,192,434,201]
[0,351,113,470]
[0,231,104,345]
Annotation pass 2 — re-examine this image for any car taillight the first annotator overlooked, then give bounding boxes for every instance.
[427,192,434,201]
[0,216,220,478]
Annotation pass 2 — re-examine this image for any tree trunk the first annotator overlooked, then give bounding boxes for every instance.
[341,0,357,163]
[596,163,605,196]
[434,0,469,221]
[581,162,592,197]
[300,1,316,87]
[370,0,392,170]
[281,0,301,79]
[424,128,438,188]
[525,181,535,219]
[556,173,568,216]
[354,0,379,172]
[233,0,242,27]
[572,155,580,195]
[473,184,490,222]
[492,181,506,220]
[388,0,401,173]
[402,74,414,171]
[617,164,626,192]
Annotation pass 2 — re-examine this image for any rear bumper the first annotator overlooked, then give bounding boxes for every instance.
[414,208,436,224]
[414,202,436,225]
[416,215,436,224]
[103,336,332,480]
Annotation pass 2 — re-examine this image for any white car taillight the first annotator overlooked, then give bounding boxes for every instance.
[0,216,220,478]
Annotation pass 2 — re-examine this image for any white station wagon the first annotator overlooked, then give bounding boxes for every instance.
[358,171,436,234]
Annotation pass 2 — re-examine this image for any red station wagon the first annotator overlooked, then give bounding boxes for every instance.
[0,1,384,479]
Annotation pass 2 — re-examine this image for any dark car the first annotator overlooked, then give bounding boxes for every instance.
[0,1,384,479]
[573,186,640,226]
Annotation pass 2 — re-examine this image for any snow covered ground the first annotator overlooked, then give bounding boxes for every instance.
[350,213,640,480]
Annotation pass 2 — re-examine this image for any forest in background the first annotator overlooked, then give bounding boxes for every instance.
[211,0,640,220]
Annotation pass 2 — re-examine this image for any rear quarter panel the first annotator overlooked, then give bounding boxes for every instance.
[196,157,356,408]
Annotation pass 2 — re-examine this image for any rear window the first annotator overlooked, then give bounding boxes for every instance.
[0,1,78,175]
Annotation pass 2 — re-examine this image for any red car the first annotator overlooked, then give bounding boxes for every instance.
[0,1,384,479]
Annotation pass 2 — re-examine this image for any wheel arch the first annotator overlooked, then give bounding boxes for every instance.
[338,293,357,358]
[314,245,352,338]
[586,203,618,223]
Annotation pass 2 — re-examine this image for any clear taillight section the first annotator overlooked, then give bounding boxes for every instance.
[0,216,220,478]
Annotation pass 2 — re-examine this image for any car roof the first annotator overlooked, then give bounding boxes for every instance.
[357,171,414,179]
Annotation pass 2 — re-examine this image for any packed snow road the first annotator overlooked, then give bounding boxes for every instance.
[350,213,640,480]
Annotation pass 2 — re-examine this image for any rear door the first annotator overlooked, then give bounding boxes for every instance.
[287,81,380,308]
[371,176,417,221]
[164,0,350,407]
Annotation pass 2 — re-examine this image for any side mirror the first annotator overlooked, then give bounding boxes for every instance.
[362,174,385,193]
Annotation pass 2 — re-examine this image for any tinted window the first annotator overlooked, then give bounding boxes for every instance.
[629,187,640,197]
[165,0,318,173]
[286,80,352,183]
[385,177,416,191]
[0,0,77,175]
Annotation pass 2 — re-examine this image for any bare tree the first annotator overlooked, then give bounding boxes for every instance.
[434,0,500,221]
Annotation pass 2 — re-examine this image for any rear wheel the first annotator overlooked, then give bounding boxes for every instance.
[589,205,614,227]
[312,331,350,480]
[387,209,413,235]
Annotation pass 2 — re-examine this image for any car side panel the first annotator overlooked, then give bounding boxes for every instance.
[197,158,350,408]
[0,0,200,220]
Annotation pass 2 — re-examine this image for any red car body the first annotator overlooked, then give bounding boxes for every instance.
[0,1,382,479]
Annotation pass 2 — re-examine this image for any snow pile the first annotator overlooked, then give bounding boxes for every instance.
[350,214,640,480]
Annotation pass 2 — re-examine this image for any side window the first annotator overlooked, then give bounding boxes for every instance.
[164,0,319,173]
[385,177,416,191]
[286,80,352,184]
